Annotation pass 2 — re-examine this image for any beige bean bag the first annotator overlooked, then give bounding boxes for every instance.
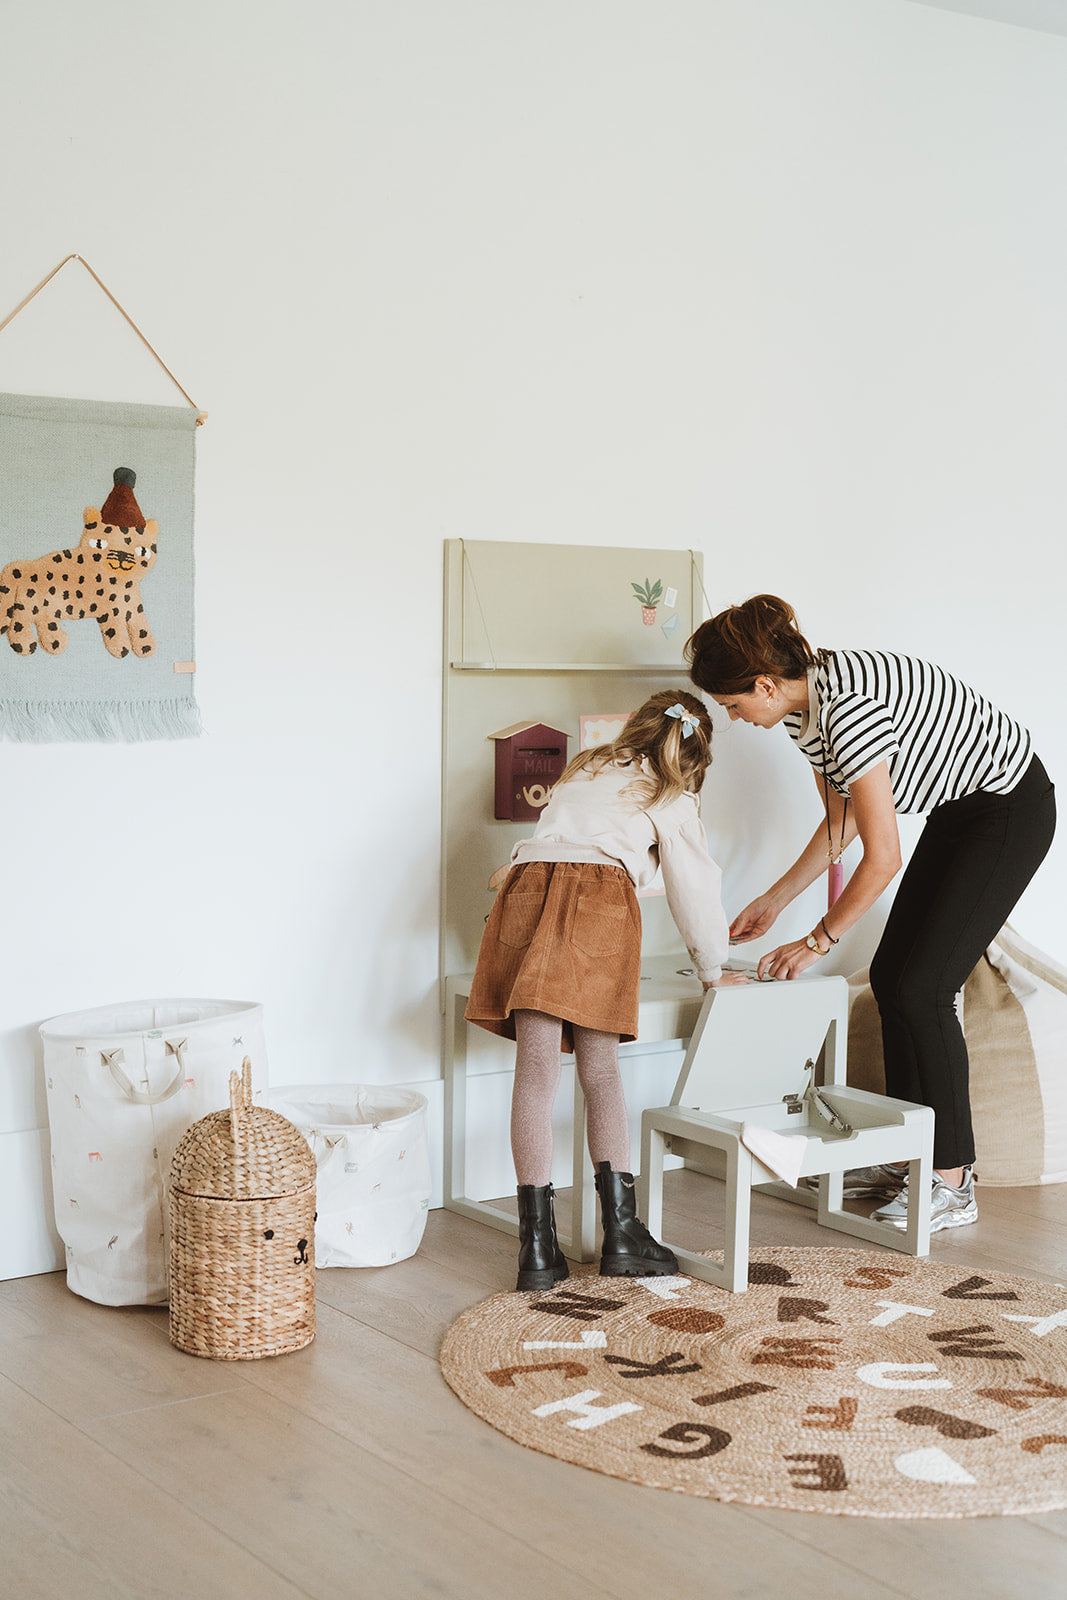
[848,925,1067,1186]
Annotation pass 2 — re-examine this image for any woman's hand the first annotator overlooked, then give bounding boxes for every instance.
[729,895,780,944]
[757,938,824,982]
[702,970,751,990]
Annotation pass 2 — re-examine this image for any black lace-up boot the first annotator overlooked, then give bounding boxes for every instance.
[594,1161,678,1277]
[515,1184,570,1292]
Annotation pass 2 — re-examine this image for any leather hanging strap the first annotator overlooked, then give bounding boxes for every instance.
[0,254,206,423]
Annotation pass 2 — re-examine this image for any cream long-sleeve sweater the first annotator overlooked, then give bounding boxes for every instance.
[510,758,729,983]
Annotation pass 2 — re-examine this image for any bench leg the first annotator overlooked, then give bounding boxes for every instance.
[721,1140,752,1293]
[561,1075,597,1262]
[641,1121,666,1240]
[903,1148,933,1258]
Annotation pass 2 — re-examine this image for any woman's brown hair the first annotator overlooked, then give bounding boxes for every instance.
[557,689,712,808]
[685,593,818,696]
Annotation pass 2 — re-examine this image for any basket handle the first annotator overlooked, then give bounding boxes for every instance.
[306,1130,348,1172]
[103,1038,188,1106]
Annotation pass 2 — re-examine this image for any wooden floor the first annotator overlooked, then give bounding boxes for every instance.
[2,1172,1067,1600]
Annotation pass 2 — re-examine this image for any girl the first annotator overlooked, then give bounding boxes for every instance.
[465,688,744,1291]
[686,595,1056,1232]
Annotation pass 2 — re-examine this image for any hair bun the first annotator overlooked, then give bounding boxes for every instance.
[686,593,815,695]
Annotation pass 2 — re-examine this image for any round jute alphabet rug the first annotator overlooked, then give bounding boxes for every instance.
[439,1247,1067,1517]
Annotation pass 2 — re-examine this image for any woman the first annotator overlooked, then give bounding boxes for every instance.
[686,594,1056,1231]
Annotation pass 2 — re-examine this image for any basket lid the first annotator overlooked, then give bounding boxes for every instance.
[170,1059,315,1200]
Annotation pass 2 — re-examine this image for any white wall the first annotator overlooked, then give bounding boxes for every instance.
[2,0,1065,1276]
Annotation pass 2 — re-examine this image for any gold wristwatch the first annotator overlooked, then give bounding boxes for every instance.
[805,933,828,956]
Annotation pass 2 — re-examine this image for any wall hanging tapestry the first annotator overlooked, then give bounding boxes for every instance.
[0,257,202,741]
[0,394,200,740]
[440,1246,1067,1517]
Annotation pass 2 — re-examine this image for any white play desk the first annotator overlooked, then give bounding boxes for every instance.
[442,954,713,1262]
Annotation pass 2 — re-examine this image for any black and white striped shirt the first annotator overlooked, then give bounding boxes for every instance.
[783,651,1032,815]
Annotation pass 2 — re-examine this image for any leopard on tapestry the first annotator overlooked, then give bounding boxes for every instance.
[2,467,158,660]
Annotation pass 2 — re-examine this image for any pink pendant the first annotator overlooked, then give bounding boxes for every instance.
[828,861,844,907]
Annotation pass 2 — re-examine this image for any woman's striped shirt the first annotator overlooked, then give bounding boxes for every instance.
[783,651,1032,814]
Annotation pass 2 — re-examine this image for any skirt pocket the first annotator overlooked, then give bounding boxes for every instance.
[571,888,629,958]
[497,891,543,949]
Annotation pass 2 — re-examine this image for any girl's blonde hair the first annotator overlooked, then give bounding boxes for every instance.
[557,689,713,808]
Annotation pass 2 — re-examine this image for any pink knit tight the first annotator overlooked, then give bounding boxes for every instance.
[511,1009,631,1187]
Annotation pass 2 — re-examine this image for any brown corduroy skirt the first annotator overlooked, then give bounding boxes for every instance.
[464,860,642,1054]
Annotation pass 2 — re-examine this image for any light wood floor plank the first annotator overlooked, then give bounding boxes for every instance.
[0,1271,243,1425]
[1025,1509,1067,1537]
[415,1200,522,1287]
[0,1373,304,1600]
[313,1245,500,1358]
[84,1382,618,1600]
[740,1500,1067,1600]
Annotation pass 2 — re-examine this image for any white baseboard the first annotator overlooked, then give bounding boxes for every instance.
[0,1127,64,1281]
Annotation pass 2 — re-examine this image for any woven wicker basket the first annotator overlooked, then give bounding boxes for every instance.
[168,1059,316,1359]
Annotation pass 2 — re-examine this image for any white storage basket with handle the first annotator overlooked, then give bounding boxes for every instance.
[264,1085,431,1267]
[41,998,268,1305]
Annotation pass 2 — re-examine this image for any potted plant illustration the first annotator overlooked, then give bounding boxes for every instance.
[631,576,664,626]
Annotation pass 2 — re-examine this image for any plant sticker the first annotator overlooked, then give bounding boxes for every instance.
[631,576,663,625]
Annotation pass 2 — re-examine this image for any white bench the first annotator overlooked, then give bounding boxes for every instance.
[639,972,934,1292]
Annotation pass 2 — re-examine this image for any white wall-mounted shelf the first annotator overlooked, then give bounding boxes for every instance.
[450,661,683,674]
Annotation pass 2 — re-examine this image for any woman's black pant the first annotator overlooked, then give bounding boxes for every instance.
[869,755,1056,1170]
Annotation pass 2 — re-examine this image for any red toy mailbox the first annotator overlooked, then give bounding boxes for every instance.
[490,722,569,822]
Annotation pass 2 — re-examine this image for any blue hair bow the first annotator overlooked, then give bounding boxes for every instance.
[665,703,700,738]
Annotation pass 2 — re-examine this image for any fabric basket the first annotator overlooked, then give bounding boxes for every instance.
[40,997,267,1305]
[848,924,1067,1186]
[169,1059,316,1360]
[264,1085,431,1267]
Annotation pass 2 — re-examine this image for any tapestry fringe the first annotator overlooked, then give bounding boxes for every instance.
[0,697,202,743]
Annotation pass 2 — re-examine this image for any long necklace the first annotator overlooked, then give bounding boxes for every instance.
[815,684,847,865]
[821,770,848,864]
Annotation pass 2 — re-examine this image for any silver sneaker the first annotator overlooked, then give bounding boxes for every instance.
[840,1163,908,1201]
[872,1165,978,1232]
